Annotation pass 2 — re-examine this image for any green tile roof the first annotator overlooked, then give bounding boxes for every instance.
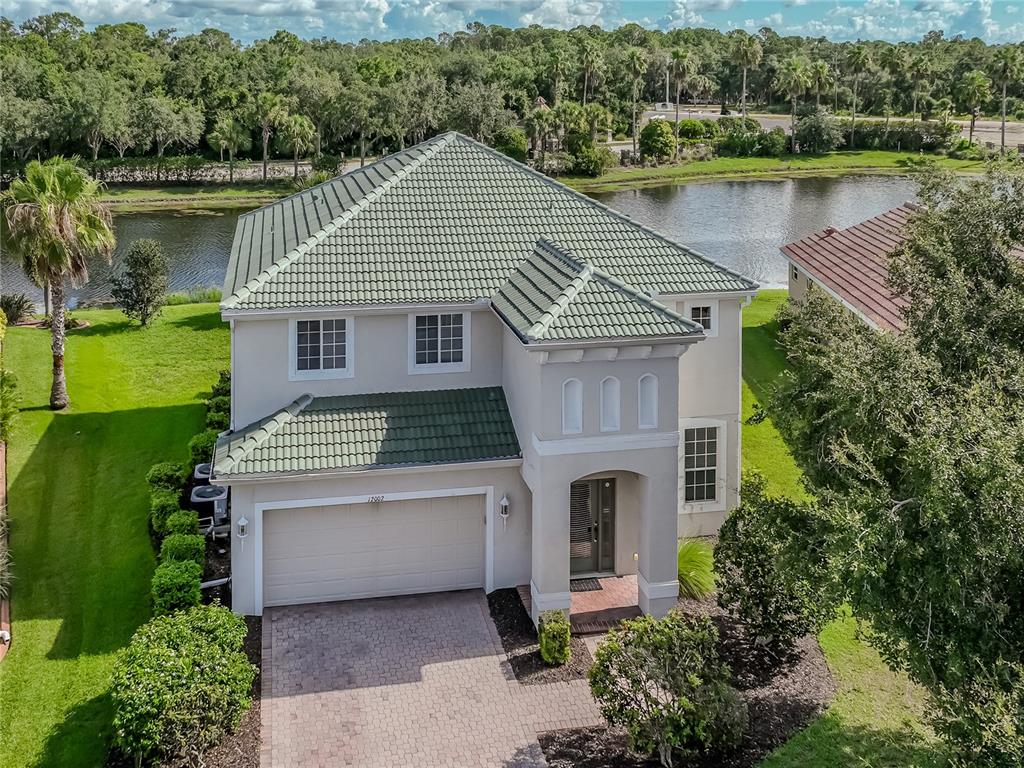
[492,239,703,342]
[222,132,756,311]
[211,387,520,478]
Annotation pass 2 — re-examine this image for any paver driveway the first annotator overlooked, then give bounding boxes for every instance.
[262,590,601,767]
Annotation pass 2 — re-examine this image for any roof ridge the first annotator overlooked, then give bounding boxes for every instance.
[219,393,313,473]
[447,133,758,292]
[526,240,594,340]
[221,134,456,308]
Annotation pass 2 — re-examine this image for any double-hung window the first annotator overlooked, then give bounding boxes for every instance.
[683,425,720,503]
[409,312,470,373]
[290,317,353,379]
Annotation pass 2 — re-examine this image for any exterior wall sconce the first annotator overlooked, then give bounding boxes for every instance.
[237,516,249,538]
[499,495,510,531]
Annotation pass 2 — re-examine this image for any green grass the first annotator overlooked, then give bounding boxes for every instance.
[0,304,229,767]
[567,151,983,193]
[742,291,944,766]
[98,181,295,211]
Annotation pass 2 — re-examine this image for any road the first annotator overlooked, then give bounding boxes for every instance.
[642,105,1024,149]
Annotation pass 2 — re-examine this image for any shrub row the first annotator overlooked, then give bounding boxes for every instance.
[111,603,256,765]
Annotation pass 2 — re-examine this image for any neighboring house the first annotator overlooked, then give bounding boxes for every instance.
[212,132,757,621]
[781,202,1024,332]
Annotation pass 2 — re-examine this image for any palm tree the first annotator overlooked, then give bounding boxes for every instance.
[252,92,288,181]
[1,158,115,409]
[879,44,908,81]
[582,102,612,143]
[846,44,872,149]
[809,60,834,108]
[550,46,570,106]
[218,115,251,183]
[671,47,699,153]
[960,69,992,144]
[991,47,1024,153]
[580,38,602,106]
[626,47,648,157]
[776,56,811,154]
[908,55,932,122]
[731,33,763,118]
[524,106,555,167]
[552,101,584,143]
[280,114,317,179]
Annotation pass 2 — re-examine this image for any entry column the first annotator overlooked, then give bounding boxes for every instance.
[529,478,571,624]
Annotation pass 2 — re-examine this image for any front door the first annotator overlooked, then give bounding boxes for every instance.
[569,478,616,576]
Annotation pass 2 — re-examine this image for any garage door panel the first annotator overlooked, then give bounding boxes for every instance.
[263,494,485,607]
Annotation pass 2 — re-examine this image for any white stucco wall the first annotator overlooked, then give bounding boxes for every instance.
[230,307,504,427]
[226,463,532,616]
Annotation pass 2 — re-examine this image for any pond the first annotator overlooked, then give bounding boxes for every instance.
[1,175,919,308]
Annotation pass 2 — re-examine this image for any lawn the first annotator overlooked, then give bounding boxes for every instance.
[567,151,982,193]
[0,305,229,767]
[742,291,944,766]
[0,294,943,766]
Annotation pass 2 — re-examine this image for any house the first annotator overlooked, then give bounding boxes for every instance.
[781,202,1024,332]
[212,132,757,621]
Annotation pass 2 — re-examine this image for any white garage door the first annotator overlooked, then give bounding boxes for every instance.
[262,495,485,607]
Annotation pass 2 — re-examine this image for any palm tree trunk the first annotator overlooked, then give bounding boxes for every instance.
[851,80,858,149]
[262,130,269,182]
[1001,82,1007,153]
[359,133,366,167]
[229,149,234,183]
[294,146,299,179]
[583,71,589,106]
[49,280,69,410]
[912,91,918,122]
[816,90,821,107]
[741,67,748,118]
[791,98,797,154]
[674,87,681,160]
[632,95,637,157]
[970,113,976,143]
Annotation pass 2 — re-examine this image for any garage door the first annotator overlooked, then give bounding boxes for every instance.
[262,495,485,607]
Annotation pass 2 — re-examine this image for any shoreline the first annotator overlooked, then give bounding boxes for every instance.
[97,152,985,212]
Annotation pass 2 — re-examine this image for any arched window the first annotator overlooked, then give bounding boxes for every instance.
[562,378,583,435]
[638,374,658,429]
[600,376,620,432]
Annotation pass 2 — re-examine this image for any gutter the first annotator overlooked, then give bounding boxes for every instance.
[211,456,524,486]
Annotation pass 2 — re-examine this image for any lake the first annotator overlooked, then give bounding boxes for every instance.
[1,175,918,307]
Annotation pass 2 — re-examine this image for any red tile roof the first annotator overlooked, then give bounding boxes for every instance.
[780,204,916,331]
[781,204,1024,333]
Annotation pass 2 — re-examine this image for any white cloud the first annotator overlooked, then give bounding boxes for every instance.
[765,11,783,26]
[519,0,613,27]
[1007,4,1019,13]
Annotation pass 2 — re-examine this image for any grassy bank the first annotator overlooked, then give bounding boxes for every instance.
[566,151,982,193]
[742,291,942,766]
[0,305,229,767]
[96,151,984,210]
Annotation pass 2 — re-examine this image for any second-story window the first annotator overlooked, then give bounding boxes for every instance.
[409,312,471,374]
[684,299,718,338]
[291,317,353,380]
[689,305,713,330]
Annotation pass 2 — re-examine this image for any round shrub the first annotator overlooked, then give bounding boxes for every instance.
[210,370,231,399]
[639,120,677,161]
[111,238,169,327]
[538,609,570,665]
[714,472,836,652]
[188,429,220,468]
[160,533,206,567]
[166,509,199,537]
[151,560,202,616]
[699,118,721,138]
[206,410,229,431]
[493,126,529,162]
[311,153,342,174]
[589,611,747,766]
[569,144,616,177]
[677,538,715,599]
[715,129,761,157]
[111,603,256,765]
[675,118,705,141]
[206,395,230,415]
[146,462,185,492]
[794,108,843,154]
[758,126,788,157]
[150,489,181,536]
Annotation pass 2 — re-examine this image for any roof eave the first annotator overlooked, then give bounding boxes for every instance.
[211,455,524,484]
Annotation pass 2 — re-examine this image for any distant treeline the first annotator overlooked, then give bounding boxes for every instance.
[1,12,1021,168]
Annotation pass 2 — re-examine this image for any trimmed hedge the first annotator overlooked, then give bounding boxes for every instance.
[538,610,571,665]
[166,510,199,537]
[160,534,206,567]
[188,429,220,468]
[111,604,256,765]
[150,489,181,537]
[151,560,202,616]
[146,462,185,492]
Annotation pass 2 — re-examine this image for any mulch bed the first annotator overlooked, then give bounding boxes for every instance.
[487,588,593,685]
[538,595,836,768]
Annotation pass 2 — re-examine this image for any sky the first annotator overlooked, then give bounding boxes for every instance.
[5,0,1024,44]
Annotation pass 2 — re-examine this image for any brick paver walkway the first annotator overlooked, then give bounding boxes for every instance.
[262,590,601,767]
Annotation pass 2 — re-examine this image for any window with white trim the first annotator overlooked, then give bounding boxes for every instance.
[683,426,719,502]
[415,313,464,365]
[683,299,718,337]
[689,305,713,330]
[638,374,658,429]
[562,378,583,435]
[600,377,620,432]
[291,317,353,379]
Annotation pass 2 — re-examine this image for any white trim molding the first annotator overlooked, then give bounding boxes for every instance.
[287,315,355,381]
[532,430,679,456]
[682,298,719,338]
[561,378,583,435]
[638,573,681,601]
[407,310,472,374]
[599,376,621,433]
[679,417,728,514]
[249,485,495,614]
[637,373,659,430]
